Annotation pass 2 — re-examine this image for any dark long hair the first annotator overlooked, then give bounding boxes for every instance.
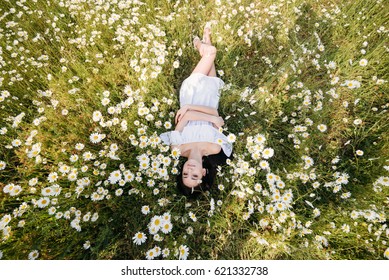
[177,149,231,197]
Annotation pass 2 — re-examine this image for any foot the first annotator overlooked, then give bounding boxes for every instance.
[193,34,216,57]
[203,22,212,45]
[193,36,202,50]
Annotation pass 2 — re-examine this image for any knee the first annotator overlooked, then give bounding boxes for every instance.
[207,45,217,55]
[203,45,217,57]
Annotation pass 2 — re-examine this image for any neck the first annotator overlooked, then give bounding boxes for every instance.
[187,145,204,162]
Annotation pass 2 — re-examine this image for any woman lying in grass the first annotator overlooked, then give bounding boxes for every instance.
[160,23,233,196]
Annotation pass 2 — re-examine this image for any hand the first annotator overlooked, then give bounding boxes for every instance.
[175,105,190,124]
[212,116,224,128]
[174,113,189,132]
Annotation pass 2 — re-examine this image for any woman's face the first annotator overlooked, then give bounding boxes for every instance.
[182,159,206,188]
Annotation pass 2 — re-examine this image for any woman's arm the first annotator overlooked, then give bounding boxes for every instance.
[174,110,224,131]
[175,104,218,124]
[188,105,218,116]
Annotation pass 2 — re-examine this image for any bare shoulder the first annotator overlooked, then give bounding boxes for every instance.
[202,142,222,155]
[177,142,221,156]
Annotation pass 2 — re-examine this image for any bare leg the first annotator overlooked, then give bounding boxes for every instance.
[192,40,217,76]
[202,27,217,77]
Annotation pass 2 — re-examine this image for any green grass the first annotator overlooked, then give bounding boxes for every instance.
[0,0,388,260]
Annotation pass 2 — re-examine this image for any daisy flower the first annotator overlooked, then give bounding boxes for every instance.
[150,215,163,230]
[173,60,180,68]
[124,170,135,182]
[188,212,197,222]
[9,185,22,196]
[70,154,79,162]
[82,152,93,162]
[242,213,250,220]
[377,176,389,186]
[317,124,327,132]
[108,170,122,184]
[153,246,162,257]
[47,172,58,183]
[41,187,54,196]
[341,224,350,233]
[312,182,320,189]
[178,245,189,260]
[148,226,159,235]
[92,111,102,122]
[227,133,236,143]
[59,164,70,174]
[359,59,368,66]
[186,226,194,235]
[11,139,22,147]
[254,183,262,192]
[145,248,156,260]
[107,107,115,114]
[133,232,147,245]
[344,80,361,89]
[65,169,77,180]
[327,61,336,69]
[162,248,170,258]
[356,150,364,156]
[163,122,172,129]
[48,207,56,215]
[254,134,266,144]
[160,222,173,234]
[28,250,39,260]
[272,192,281,201]
[276,202,285,211]
[162,212,171,222]
[82,213,91,222]
[276,181,285,189]
[341,192,351,199]
[91,213,99,222]
[266,204,276,214]
[266,173,276,185]
[259,160,269,170]
[262,148,274,159]
[141,205,150,215]
[1,214,11,227]
[110,143,119,152]
[90,133,103,144]
[330,76,339,85]
[75,143,84,150]
[37,197,50,208]
[216,138,223,145]
[313,208,321,218]
[115,188,123,196]
[28,178,38,187]
[55,212,63,219]
[101,98,110,106]
[83,241,91,250]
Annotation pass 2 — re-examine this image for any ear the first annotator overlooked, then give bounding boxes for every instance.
[202,168,206,176]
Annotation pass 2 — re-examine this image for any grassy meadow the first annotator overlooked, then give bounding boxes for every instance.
[0,0,388,260]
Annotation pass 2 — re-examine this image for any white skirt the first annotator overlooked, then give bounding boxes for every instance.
[179,73,224,109]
